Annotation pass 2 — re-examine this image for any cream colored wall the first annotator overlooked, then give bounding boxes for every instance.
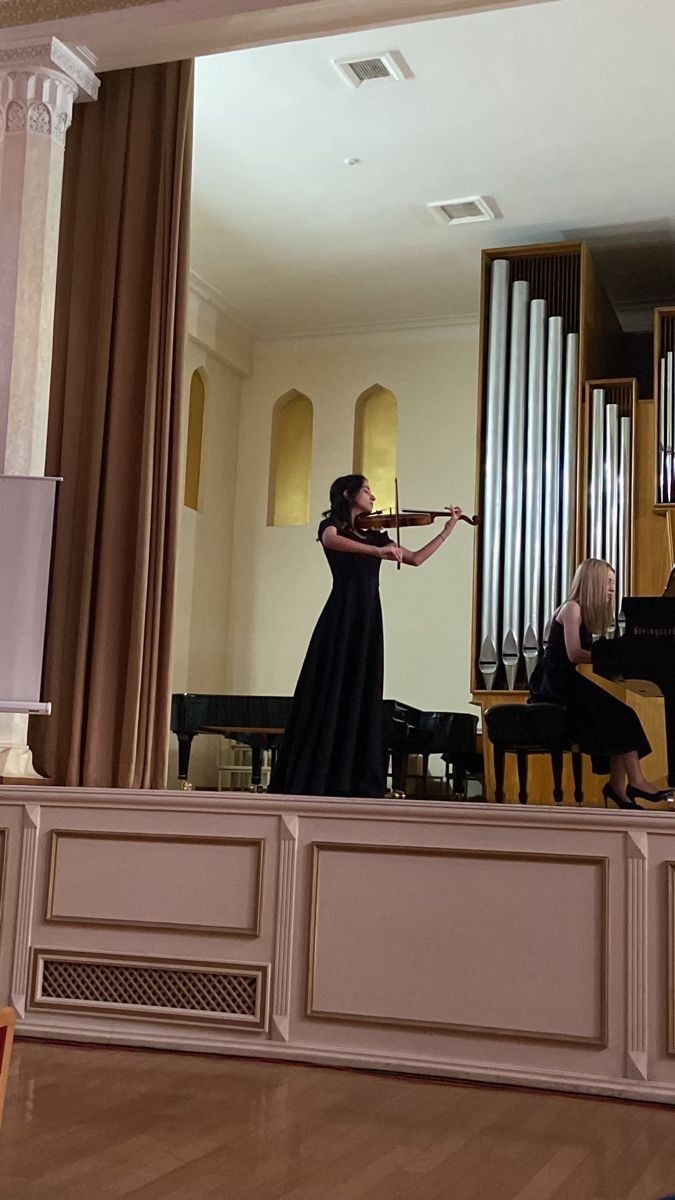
[227,324,479,715]
[168,283,253,787]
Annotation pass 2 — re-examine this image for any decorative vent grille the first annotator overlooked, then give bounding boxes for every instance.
[333,51,413,89]
[33,954,266,1028]
[349,58,391,82]
[428,196,498,226]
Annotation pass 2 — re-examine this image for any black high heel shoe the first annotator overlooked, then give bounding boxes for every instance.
[602,783,642,810]
[626,784,675,804]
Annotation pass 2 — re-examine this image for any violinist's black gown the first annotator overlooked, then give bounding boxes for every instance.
[269,519,392,797]
[529,613,651,774]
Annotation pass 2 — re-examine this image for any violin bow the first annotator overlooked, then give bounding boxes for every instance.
[394,477,401,570]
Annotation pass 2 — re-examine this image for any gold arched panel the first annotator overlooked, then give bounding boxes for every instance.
[184,369,205,511]
[353,384,398,512]
[268,390,313,526]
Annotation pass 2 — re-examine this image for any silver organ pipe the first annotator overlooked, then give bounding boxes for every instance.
[617,416,632,626]
[660,355,667,504]
[559,333,579,601]
[542,317,563,638]
[585,384,635,637]
[522,299,547,680]
[662,352,667,508]
[501,280,529,690]
[479,259,510,689]
[603,404,619,630]
[589,389,605,559]
[604,404,619,570]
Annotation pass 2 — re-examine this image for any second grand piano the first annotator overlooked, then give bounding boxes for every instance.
[171,694,481,796]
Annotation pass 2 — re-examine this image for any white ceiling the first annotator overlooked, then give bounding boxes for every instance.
[190,0,675,336]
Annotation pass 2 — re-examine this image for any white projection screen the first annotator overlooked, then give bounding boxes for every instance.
[0,476,58,711]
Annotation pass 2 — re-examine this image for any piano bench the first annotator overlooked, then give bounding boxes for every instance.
[484,703,584,806]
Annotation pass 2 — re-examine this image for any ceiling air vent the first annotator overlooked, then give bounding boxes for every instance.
[333,51,413,89]
[428,196,499,226]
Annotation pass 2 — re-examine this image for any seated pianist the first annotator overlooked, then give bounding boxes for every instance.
[529,558,674,810]
[592,579,675,791]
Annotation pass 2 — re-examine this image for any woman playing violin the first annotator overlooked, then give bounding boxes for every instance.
[268,474,463,799]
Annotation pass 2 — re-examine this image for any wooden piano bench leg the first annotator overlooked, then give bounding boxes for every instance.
[550,748,564,805]
[571,748,584,805]
[516,751,529,805]
[493,746,506,804]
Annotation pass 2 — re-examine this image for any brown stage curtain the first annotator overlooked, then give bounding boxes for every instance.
[30,61,193,787]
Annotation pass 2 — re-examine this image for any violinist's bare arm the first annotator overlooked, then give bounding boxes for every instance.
[399,506,462,567]
[321,526,404,562]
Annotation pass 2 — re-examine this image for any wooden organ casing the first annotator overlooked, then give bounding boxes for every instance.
[466,242,668,803]
[471,242,621,702]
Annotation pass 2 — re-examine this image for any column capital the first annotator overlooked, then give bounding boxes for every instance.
[0,38,99,143]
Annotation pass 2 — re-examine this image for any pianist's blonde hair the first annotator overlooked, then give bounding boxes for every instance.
[567,558,614,635]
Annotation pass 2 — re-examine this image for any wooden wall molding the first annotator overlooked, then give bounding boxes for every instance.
[0,788,674,1103]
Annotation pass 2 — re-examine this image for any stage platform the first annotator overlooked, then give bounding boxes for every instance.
[1,786,674,1104]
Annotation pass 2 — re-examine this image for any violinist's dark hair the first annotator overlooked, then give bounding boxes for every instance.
[323,475,366,532]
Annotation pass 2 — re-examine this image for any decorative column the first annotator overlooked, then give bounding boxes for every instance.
[0,39,99,781]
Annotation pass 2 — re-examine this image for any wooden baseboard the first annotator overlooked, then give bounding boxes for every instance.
[0,775,53,786]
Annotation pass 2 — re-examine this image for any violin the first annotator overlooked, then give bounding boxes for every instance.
[355,508,480,532]
[353,480,478,570]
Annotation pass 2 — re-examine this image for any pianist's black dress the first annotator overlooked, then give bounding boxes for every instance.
[269,519,392,797]
[529,612,651,774]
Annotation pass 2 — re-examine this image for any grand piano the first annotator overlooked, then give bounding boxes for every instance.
[382,701,480,797]
[591,596,675,786]
[170,694,293,789]
[171,693,480,796]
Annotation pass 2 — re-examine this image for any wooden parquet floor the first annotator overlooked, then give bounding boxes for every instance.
[0,1041,674,1199]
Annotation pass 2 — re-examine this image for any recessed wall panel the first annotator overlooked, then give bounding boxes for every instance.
[47,832,264,935]
[308,844,607,1045]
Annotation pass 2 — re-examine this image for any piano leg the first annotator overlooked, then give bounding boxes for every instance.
[390,751,407,795]
[452,758,467,797]
[250,746,263,791]
[177,734,195,788]
[571,750,584,805]
[664,696,675,787]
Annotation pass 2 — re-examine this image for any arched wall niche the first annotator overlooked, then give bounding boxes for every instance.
[184,367,206,510]
[353,383,398,512]
[267,388,314,526]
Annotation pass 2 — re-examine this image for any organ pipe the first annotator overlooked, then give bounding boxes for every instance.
[522,299,547,680]
[604,404,619,572]
[659,356,667,504]
[617,416,632,625]
[589,389,605,559]
[559,333,579,601]
[478,259,510,689]
[656,350,674,505]
[501,280,529,690]
[541,317,563,639]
